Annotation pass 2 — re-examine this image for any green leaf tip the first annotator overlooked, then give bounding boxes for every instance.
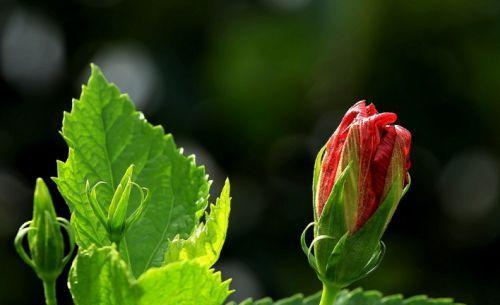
[89,63,106,82]
[164,178,231,267]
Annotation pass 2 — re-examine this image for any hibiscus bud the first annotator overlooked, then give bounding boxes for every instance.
[107,165,135,243]
[87,164,149,245]
[14,178,75,282]
[316,100,411,230]
[302,101,411,289]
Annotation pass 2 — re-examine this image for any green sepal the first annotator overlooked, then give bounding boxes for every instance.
[86,180,108,228]
[325,174,404,286]
[324,232,348,275]
[125,184,149,229]
[300,222,317,272]
[312,145,326,222]
[314,164,350,275]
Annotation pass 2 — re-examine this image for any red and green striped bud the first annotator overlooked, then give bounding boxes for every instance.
[87,164,149,245]
[14,178,75,282]
[302,101,411,288]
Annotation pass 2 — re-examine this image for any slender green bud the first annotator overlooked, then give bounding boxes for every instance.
[87,164,149,246]
[107,165,134,243]
[30,178,64,280]
[15,178,74,281]
[14,178,75,305]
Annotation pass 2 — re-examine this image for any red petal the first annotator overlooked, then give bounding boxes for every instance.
[395,125,411,169]
[366,103,378,116]
[395,125,412,183]
[316,101,366,216]
[316,101,412,229]
[356,125,397,228]
[354,112,398,230]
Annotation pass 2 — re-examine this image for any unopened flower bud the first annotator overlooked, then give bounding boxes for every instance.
[302,101,411,289]
[107,165,134,243]
[14,178,75,282]
[87,164,149,245]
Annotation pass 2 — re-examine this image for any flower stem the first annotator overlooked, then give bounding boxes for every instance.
[43,280,57,305]
[319,282,341,305]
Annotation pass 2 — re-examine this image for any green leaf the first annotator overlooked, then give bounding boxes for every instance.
[55,64,210,276]
[137,259,232,305]
[226,293,321,305]
[226,288,465,305]
[164,179,231,267]
[69,245,137,305]
[69,245,231,305]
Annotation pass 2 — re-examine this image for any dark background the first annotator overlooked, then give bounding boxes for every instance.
[1,0,499,304]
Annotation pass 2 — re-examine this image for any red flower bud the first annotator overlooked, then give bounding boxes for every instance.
[316,101,411,232]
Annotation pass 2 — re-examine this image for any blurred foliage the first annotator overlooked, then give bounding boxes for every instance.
[1,0,500,305]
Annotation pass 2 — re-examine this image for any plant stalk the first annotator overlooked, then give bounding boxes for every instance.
[43,280,57,305]
[319,282,341,305]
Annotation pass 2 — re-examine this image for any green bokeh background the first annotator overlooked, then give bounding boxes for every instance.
[1,0,499,304]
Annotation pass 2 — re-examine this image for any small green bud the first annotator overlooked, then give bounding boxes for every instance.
[14,178,75,282]
[87,164,149,246]
[108,165,134,243]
